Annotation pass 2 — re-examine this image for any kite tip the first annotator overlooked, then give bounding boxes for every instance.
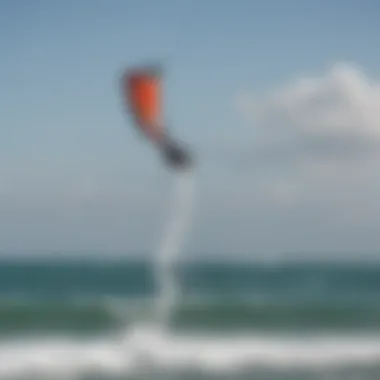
[160,138,194,172]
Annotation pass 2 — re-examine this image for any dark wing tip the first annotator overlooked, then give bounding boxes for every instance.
[122,63,163,81]
[161,139,194,170]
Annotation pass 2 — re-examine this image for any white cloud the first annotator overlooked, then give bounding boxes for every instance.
[204,62,380,255]
[231,63,380,192]
[234,62,380,165]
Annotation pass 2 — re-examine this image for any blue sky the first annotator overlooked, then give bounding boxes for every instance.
[1,0,380,258]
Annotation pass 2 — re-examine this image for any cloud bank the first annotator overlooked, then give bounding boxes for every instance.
[235,62,380,164]
[206,62,380,256]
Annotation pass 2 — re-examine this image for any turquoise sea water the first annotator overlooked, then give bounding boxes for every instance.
[0,257,379,379]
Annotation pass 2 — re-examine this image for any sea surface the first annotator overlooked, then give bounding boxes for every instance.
[0,256,380,380]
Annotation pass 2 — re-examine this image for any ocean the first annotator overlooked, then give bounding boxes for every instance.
[0,256,379,380]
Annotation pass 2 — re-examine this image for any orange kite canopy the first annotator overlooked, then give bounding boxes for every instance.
[120,64,193,171]
[122,65,164,142]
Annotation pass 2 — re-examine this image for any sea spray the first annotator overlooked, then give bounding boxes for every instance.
[153,170,196,327]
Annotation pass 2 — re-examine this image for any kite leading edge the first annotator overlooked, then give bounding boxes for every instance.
[121,65,193,171]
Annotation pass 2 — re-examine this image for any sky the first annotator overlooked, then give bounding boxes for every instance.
[1,0,380,259]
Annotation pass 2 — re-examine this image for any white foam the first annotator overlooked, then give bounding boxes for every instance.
[0,325,380,378]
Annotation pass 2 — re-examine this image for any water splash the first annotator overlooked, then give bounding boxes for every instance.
[154,170,196,327]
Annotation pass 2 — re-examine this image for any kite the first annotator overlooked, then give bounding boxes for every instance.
[121,65,193,170]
